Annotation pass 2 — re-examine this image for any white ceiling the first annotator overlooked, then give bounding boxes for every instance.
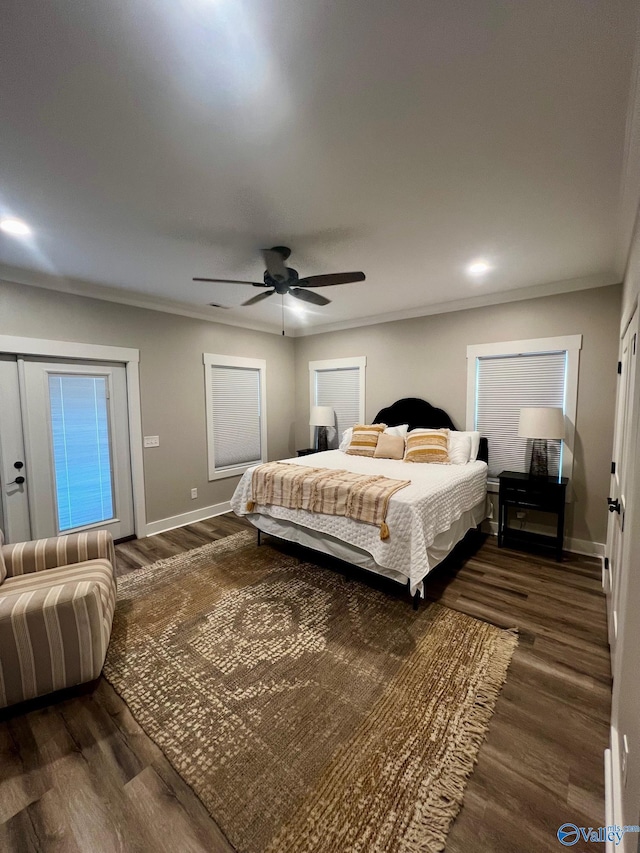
[0,0,638,334]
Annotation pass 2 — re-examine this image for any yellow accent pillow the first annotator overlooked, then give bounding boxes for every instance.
[374,432,405,460]
[346,423,386,457]
[404,429,450,464]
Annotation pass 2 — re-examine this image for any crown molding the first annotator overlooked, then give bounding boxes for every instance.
[293,273,621,338]
[0,264,620,341]
[0,264,283,336]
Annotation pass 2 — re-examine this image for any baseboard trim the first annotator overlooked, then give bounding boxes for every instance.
[607,727,628,852]
[482,520,604,558]
[605,748,615,853]
[144,501,233,537]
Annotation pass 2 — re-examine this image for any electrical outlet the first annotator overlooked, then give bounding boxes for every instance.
[143,435,160,448]
[191,488,198,499]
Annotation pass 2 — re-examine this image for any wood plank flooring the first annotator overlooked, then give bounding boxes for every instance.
[0,515,611,853]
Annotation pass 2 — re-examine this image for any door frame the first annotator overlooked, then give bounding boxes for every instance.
[605,308,638,659]
[0,335,146,538]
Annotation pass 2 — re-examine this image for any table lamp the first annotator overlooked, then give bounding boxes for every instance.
[310,406,334,452]
[518,407,565,478]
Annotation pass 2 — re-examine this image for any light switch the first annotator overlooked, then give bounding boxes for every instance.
[144,435,160,448]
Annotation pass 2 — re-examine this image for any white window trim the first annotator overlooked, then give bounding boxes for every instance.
[203,353,267,481]
[308,356,366,447]
[466,335,582,489]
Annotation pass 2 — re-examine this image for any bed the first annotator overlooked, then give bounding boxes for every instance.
[230,398,489,602]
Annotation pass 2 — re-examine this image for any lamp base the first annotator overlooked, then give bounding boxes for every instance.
[316,426,328,453]
[529,438,549,478]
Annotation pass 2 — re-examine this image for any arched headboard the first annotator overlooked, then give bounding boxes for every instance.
[372,397,488,464]
[373,397,456,432]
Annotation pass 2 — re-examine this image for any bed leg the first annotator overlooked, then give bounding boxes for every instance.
[257,529,261,547]
[412,590,420,611]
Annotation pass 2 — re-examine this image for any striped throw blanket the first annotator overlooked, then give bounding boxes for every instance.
[246,462,410,540]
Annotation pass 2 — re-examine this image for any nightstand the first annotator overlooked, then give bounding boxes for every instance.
[498,470,569,561]
[297,448,319,457]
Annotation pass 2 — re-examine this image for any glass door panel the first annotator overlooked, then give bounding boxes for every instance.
[48,374,115,531]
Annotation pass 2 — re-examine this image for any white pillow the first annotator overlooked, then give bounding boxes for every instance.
[448,432,472,464]
[339,427,353,451]
[384,424,409,438]
[457,431,481,462]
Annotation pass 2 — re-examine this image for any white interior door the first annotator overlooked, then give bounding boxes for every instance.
[21,358,135,541]
[0,355,31,542]
[606,309,638,655]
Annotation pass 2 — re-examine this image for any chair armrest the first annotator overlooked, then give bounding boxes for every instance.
[2,530,116,578]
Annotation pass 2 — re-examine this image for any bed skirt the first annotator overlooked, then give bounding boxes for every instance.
[245,497,488,597]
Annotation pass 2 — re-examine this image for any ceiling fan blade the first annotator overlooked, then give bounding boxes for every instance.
[193,277,265,285]
[242,289,276,307]
[262,248,288,282]
[289,287,331,306]
[296,272,366,287]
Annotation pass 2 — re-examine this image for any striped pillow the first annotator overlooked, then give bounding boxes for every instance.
[346,423,386,457]
[404,429,450,464]
[0,529,6,584]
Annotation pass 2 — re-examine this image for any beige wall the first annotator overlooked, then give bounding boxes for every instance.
[0,278,296,523]
[0,277,621,547]
[295,285,622,545]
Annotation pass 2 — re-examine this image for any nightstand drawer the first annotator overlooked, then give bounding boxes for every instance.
[500,484,564,508]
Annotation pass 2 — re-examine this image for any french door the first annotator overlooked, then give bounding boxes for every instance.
[606,308,638,657]
[0,356,134,543]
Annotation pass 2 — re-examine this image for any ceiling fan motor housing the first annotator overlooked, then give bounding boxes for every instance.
[264,267,299,291]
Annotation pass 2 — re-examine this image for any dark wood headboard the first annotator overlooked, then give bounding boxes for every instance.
[373,397,488,464]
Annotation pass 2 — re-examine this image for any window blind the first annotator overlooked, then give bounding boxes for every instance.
[210,365,262,469]
[48,374,114,531]
[476,351,566,478]
[315,367,361,447]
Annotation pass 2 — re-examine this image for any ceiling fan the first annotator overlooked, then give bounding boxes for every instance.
[193,246,365,309]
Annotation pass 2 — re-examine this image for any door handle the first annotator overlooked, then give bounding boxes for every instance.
[7,461,25,486]
[608,497,621,514]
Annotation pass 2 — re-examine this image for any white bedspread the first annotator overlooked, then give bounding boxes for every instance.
[231,451,488,589]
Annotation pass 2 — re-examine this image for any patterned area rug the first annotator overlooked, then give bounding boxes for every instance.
[105,531,516,853]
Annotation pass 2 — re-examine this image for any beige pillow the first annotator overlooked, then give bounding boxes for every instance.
[374,433,405,460]
[404,429,450,463]
[346,423,386,457]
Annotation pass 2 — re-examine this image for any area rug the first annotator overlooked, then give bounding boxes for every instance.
[104,530,517,853]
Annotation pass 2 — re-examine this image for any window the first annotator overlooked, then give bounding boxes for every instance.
[309,357,366,448]
[48,374,115,531]
[204,354,267,480]
[466,336,581,481]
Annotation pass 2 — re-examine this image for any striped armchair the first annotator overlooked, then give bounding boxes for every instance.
[0,529,117,709]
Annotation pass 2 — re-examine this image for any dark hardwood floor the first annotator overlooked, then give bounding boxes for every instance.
[0,515,611,853]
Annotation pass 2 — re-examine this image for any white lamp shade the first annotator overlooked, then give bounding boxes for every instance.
[518,407,565,440]
[310,405,334,427]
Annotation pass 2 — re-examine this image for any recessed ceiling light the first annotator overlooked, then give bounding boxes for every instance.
[0,218,32,237]
[466,259,492,277]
